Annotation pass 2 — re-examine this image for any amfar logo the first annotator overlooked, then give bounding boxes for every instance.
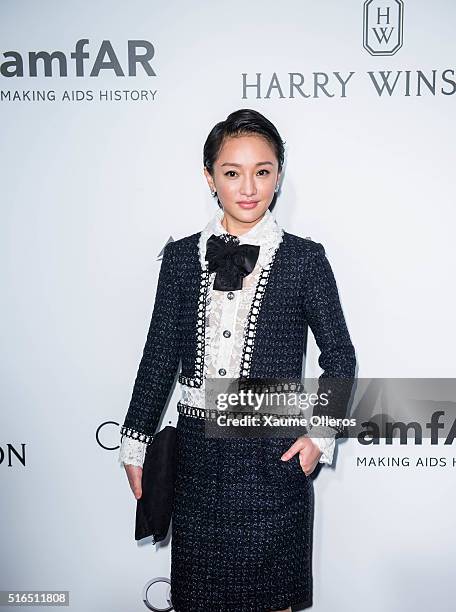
[0,39,156,78]
[363,0,404,56]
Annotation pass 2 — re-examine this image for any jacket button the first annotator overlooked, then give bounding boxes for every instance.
[218,368,226,376]
[223,330,231,338]
[227,291,234,300]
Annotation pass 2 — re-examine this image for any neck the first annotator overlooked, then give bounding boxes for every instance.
[221,210,266,236]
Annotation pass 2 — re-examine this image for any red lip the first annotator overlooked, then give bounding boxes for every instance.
[237,201,259,205]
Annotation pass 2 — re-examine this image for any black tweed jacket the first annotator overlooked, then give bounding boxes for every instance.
[120,231,356,445]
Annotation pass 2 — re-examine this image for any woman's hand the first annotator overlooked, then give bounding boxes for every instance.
[124,464,143,500]
[280,436,322,476]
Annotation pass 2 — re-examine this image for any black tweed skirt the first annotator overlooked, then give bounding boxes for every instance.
[170,411,315,612]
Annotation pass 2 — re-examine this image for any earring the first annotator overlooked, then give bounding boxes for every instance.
[274,183,279,193]
[210,189,217,197]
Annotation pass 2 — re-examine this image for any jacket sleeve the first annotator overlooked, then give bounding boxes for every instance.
[303,242,356,440]
[119,240,181,466]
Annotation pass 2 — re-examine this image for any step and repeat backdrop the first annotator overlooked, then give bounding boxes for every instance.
[1,1,455,611]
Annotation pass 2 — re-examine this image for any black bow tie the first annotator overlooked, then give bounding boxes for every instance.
[205,234,260,291]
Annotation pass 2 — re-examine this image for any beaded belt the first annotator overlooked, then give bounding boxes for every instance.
[176,401,298,421]
[177,401,218,420]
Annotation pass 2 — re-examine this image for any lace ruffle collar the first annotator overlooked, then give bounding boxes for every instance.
[198,206,284,270]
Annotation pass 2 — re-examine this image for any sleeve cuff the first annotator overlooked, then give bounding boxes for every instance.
[118,436,148,468]
[310,436,336,465]
[307,424,338,465]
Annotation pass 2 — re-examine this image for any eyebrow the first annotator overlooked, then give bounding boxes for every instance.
[220,161,274,167]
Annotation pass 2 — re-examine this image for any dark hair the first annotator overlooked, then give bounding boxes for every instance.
[203,108,285,176]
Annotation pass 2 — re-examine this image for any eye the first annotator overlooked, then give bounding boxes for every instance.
[223,169,270,177]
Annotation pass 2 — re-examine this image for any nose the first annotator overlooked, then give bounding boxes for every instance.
[239,175,257,197]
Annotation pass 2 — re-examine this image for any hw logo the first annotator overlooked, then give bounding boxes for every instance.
[363,0,404,56]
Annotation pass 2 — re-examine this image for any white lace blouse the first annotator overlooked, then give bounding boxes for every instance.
[119,208,337,468]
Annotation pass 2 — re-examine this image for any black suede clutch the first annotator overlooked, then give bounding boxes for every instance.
[135,425,177,543]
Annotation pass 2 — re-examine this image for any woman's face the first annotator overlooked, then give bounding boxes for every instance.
[204,134,281,235]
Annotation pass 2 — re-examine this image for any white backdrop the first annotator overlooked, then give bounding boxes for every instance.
[1,1,455,611]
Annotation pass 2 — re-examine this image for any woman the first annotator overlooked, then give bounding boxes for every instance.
[119,108,356,611]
